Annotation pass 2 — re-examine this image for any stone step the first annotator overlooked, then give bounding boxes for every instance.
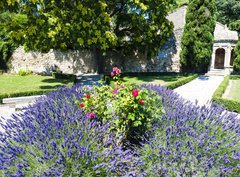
[2,95,45,105]
[76,74,103,85]
[205,70,226,76]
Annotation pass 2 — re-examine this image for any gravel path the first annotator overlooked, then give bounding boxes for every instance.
[174,75,224,106]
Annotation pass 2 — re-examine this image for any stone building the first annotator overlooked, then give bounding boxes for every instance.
[207,23,239,75]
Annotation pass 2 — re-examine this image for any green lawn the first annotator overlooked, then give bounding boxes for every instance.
[226,79,240,101]
[121,74,193,85]
[0,74,73,98]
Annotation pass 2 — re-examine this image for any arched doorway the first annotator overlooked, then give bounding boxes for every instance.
[214,48,225,69]
[230,49,235,66]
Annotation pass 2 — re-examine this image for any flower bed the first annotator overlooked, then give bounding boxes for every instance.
[0,72,239,176]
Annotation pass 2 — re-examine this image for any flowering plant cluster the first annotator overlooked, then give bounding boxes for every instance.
[0,83,239,176]
[78,84,163,145]
[110,66,121,81]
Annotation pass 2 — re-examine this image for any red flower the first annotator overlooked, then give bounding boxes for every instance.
[132,89,138,97]
[88,112,95,119]
[86,94,90,99]
[79,103,84,108]
[139,100,144,105]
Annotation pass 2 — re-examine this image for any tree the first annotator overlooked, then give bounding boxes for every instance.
[2,0,174,71]
[180,0,216,73]
[216,0,240,31]
[233,41,240,72]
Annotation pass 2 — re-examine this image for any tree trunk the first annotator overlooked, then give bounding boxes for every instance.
[96,48,104,74]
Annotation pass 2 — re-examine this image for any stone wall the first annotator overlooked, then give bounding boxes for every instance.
[9,47,97,75]
[104,30,181,73]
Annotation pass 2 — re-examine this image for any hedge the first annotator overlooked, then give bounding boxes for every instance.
[104,73,198,89]
[165,74,198,89]
[212,75,240,113]
[230,74,240,80]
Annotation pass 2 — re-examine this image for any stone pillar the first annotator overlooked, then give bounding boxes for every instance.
[224,46,231,68]
[211,47,216,69]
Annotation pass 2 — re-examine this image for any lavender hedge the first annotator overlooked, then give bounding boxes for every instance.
[0,84,239,176]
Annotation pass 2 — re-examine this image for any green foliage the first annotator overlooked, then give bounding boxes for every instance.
[213,97,240,113]
[18,69,32,76]
[2,0,174,58]
[212,75,229,99]
[216,0,240,31]
[230,75,240,80]
[180,0,216,73]
[233,39,240,72]
[166,74,198,89]
[212,75,240,113]
[78,84,163,145]
[0,11,21,69]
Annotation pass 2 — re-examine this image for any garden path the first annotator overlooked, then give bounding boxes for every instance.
[174,75,224,106]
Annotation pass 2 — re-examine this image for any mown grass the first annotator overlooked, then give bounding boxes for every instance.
[0,74,73,99]
[226,79,240,101]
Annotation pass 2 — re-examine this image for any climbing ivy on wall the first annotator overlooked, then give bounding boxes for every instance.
[180,0,216,73]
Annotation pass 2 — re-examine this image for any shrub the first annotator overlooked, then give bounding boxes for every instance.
[180,0,216,73]
[18,69,32,76]
[166,74,198,89]
[230,75,240,80]
[212,75,229,99]
[78,84,163,145]
[233,39,240,72]
[212,75,240,113]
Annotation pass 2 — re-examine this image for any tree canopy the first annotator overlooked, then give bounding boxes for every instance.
[1,0,174,59]
[180,0,216,73]
[216,0,240,31]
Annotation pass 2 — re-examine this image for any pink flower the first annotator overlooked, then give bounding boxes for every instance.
[139,100,144,105]
[112,89,118,95]
[111,72,114,77]
[79,103,84,108]
[112,67,121,75]
[86,94,90,99]
[88,112,95,119]
[132,89,138,97]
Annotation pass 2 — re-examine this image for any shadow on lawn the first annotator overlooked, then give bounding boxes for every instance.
[39,85,63,89]
[41,78,72,85]
[38,78,73,90]
[123,75,184,83]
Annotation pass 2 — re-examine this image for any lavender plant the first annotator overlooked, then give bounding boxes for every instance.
[139,85,240,177]
[0,85,138,176]
[0,84,239,177]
